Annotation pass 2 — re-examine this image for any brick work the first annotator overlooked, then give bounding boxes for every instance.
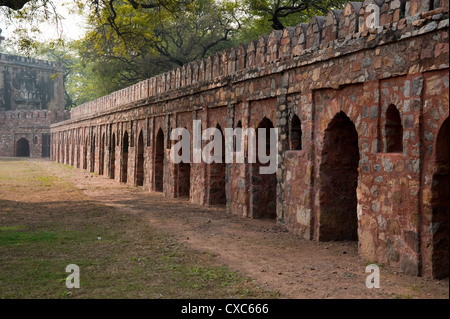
[0,53,68,157]
[50,1,449,278]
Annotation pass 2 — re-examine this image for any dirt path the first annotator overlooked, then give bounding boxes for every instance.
[37,160,450,299]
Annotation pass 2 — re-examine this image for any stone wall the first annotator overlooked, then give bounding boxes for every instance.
[50,0,449,278]
[0,53,67,157]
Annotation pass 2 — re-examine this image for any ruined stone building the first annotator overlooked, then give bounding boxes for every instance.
[49,0,449,279]
[0,52,67,157]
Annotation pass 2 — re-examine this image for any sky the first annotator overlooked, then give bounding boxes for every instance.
[1,0,87,41]
[41,3,87,40]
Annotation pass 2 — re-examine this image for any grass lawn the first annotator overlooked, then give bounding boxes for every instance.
[0,159,278,299]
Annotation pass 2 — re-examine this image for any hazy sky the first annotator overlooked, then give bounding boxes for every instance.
[45,5,87,40]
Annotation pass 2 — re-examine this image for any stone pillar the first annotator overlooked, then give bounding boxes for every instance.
[276,72,290,224]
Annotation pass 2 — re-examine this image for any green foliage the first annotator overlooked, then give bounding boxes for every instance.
[0,0,65,55]
[78,0,241,95]
[0,227,57,246]
[0,0,360,107]
[3,38,106,109]
[36,175,62,187]
[239,0,351,34]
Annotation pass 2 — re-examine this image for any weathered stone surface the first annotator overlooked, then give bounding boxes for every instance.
[0,53,68,157]
[404,230,420,252]
[400,254,420,276]
[386,238,400,262]
[49,1,450,279]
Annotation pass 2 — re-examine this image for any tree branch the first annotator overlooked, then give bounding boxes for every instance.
[0,0,31,10]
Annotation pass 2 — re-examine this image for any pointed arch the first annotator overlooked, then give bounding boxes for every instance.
[318,111,359,241]
[65,134,69,165]
[385,104,403,153]
[76,132,81,168]
[208,124,226,205]
[110,132,116,179]
[70,134,75,166]
[121,131,129,183]
[250,117,277,219]
[233,120,243,153]
[431,117,449,278]
[83,136,88,170]
[136,130,145,186]
[175,126,191,198]
[90,134,96,173]
[154,128,164,192]
[16,138,30,157]
[99,132,105,175]
[289,114,302,151]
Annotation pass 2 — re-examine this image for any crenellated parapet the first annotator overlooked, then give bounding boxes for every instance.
[69,0,449,120]
[322,9,342,44]
[339,2,362,38]
[307,15,326,49]
[0,53,62,70]
[49,0,450,280]
[0,109,68,121]
[280,27,295,60]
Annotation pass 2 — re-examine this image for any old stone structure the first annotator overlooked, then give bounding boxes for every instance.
[50,0,449,279]
[0,53,67,157]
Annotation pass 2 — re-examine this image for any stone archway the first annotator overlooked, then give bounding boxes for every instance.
[154,128,164,192]
[90,135,95,173]
[121,131,129,183]
[136,130,145,187]
[318,111,360,241]
[175,127,191,199]
[16,138,30,157]
[431,117,449,279]
[99,133,105,175]
[250,117,277,219]
[177,161,191,198]
[83,137,88,170]
[208,124,226,206]
[76,136,81,168]
[70,135,74,165]
[385,104,403,153]
[110,133,116,179]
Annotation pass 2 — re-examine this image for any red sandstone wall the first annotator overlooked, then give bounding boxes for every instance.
[420,69,449,279]
[49,0,449,277]
[0,110,67,157]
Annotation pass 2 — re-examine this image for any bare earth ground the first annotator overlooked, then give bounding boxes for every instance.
[2,159,449,299]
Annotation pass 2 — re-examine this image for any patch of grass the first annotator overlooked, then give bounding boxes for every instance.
[35,176,61,187]
[0,226,22,231]
[0,228,57,246]
[59,164,74,170]
[0,159,278,299]
[411,284,422,292]
[148,246,277,299]
[186,266,242,288]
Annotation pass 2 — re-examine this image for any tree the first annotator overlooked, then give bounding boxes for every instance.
[91,0,240,65]
[0,0,31,10]
[1,0,356,106]
[79,0,241,93]
[17,39,100,110]
[1,0,242,101]
[242,0,350,30]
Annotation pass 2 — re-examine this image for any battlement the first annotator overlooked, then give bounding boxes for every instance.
[49,0,449,279]
[0,52,62,70]
[0,109,69,122]
[69,0,449,120]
